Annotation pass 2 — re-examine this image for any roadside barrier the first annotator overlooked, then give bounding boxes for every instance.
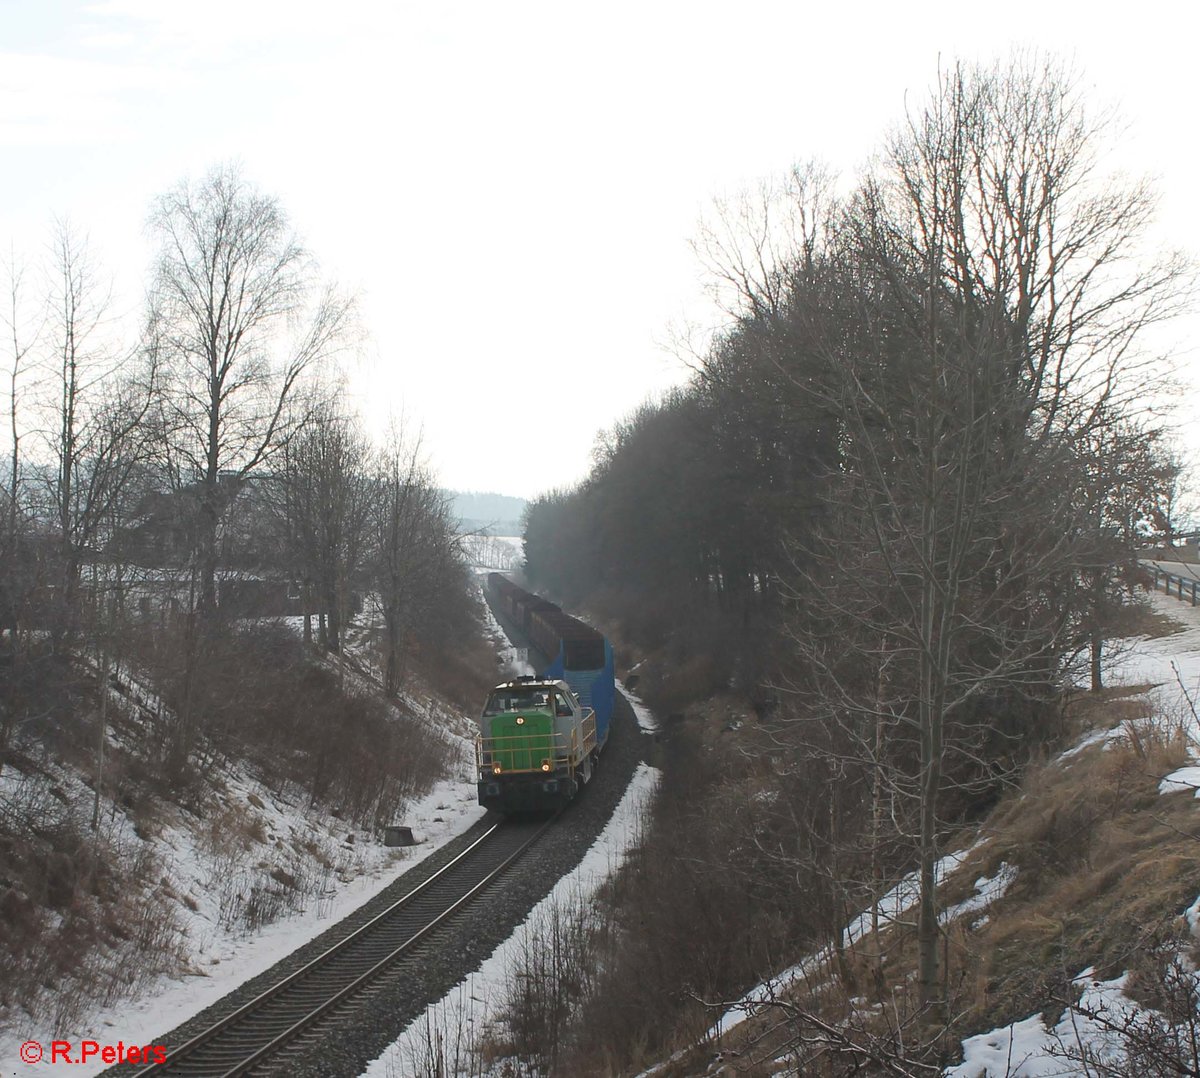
[1146,565,1200,605]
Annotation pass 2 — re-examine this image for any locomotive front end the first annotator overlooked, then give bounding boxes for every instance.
[476,677,596,812]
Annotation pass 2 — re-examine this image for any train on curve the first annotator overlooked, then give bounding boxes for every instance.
[477,573,615,812]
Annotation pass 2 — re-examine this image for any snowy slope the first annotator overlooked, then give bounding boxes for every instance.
[0,765,485,1078]
[0,645,490,1077]
[942,588,1200,1076]
[652,588,1200,1077]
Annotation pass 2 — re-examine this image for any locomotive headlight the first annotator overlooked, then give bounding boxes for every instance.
[493,764,502,775]
[541,761,551,772]
[516,716,525,725]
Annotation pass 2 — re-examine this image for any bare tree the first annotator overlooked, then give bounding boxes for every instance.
[1,247,41,546]
[44,223,110,638]
[39,223,156,647]
[147,163,353,618]
[1145,440,1190,548]
[371,437,459,696]
[693,161,837,322]
[512,54,1193,1059]
[781,56,1192,1011]
[0,249,43,777]
[0,226,153,777]
[1074,418,1179,691]
[273,401,374,653]
[0,248,42,650]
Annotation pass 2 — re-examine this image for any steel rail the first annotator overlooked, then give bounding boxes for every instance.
[125,816,552,1077]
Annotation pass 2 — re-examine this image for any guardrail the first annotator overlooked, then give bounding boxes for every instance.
[1147,566,1200,605]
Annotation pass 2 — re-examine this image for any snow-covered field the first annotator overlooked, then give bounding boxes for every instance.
[461,534,524,572]
[1106,588,1200,727]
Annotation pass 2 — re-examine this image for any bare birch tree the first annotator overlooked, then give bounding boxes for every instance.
[2,249,40,546]
[147,163,353,619]
[0,250,43,777]
[1,249,41,646]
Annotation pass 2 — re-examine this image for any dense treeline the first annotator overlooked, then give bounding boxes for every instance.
[522,58,1189,1067]
[0,163,482,798]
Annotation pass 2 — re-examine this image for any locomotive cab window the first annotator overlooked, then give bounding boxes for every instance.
[555,691,573,717]
[484,687,551,715]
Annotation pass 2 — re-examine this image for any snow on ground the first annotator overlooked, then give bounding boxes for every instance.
[841,845,979,950]
[940,584,1200,1077]
[617,677,659,733]
[461,534,524,572]
[1186,893,1200,939]
[1097,589,1200,797]
[0,770,486,1078]
[1048,586,1200,777]
[361,762,661,1078]
[478,589,534,678]
[939,863,1018,928]
[946,969,1135,1077]
[703,841,988,1045]
[1160,765,1200,797]
[1105,589,1200,734]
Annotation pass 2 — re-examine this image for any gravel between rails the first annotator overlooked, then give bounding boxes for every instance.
[272,688,646,1078]
[101,605,650,1078]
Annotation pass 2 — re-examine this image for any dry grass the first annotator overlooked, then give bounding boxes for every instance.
[0,773,188,1031]
[653,688,1200,1076]
[912,695,1199,1033]
[416,627,502,715]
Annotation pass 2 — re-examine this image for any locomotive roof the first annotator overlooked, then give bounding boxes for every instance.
[490,676,568,691]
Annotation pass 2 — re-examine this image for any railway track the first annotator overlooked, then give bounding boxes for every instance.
[127,816,551,1077]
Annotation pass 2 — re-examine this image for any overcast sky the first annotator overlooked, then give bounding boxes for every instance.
[1,1,1197,498]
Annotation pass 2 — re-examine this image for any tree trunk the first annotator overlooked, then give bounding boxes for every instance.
[92,648,110,832]
[197,486,220,620]
[325,578,341,654]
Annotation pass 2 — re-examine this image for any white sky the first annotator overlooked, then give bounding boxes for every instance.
[1,1,1197,498]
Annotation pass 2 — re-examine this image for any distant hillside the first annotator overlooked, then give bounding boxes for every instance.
[447,491,527,535]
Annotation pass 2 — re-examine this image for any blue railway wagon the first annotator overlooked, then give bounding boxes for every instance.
[528,608,615,747]
[480,575,616,809]
[545,632,614,749]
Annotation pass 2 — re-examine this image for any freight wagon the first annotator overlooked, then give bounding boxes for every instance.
[477,575,615,812]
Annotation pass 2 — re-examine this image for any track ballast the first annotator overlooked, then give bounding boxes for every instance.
[124,817,550,1077]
